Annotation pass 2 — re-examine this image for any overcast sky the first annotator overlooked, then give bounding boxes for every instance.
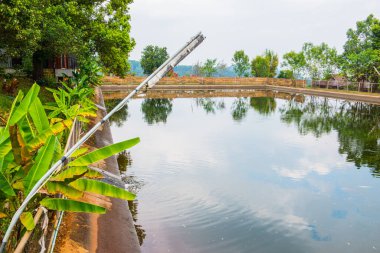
[128,0,380,65]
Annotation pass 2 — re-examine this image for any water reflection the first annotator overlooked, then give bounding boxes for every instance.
[108,94,380,253]
[141,99,173,125]
[231,98,249,121]
[279,96,380,177]
[195,98,225,114]
[116,150,146,246]
[117,150,132,172]
[250,97,277,116]
[104,99,129,127]
[128,200,146,246]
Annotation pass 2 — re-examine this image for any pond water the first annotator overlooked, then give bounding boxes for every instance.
[106,93,380,253]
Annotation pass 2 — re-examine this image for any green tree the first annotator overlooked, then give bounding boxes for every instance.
[0,0,135,78]
[232,50,250,77]
[140,45,169,75]
[200,59,218,77]
[277,70,295,79]
[251,50,278,77]
[302,42,339,80]
[281,51,306,79]
[341,14,380,83]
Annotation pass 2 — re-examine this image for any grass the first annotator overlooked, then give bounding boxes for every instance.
[0,77,54,125]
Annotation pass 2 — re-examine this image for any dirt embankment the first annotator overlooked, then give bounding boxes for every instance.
[55,88,140,253]
[102,84,380,105]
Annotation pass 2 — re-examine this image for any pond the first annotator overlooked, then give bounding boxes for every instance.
[106,93,380,253]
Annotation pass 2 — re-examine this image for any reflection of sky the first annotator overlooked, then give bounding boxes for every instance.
[111,97,380,253]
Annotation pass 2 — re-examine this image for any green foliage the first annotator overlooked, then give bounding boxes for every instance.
[40,198,106,214]
[23,136,57,195]
[44,81,97,123]
[68,138,140,167]
[302,42,339,80]
[140,45,169,75]
[278,70,295,79]
[281,43,339,80]
[232,50,250,77]
[20,212,35,231]
[200,59,218,77]
[281,51,306,79]
[0,81,139,248]
[251,50,278,77]
[71,60,103,88]
[341,14,380,82]
[70,179,135,200]
[0,0,135,77]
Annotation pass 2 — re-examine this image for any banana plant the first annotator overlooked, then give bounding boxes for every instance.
[44,81,97,123]
[0,83,139,250]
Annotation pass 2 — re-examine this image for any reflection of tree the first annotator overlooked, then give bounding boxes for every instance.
[280,97,380,176]
[141,99,173,125]
[117,150,132,172]
[104,99,129,127]
[231,98,249,121]
[128,200,146,246]
[119,153,146,245]
[250,97,277,115]
[195,98,225,114]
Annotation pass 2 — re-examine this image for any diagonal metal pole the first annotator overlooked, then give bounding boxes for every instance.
[0,32,205,253]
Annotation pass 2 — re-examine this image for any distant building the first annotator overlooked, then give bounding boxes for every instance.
[1,50,77,80]
[43,54,77,80]
[0,51,22,74]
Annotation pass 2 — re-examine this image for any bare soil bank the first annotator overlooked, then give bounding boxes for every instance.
[55,88,140,253]
[101,84,380,105]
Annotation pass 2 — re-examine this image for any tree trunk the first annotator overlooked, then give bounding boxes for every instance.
[32,50,44,81]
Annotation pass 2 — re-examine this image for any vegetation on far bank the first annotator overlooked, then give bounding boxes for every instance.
[132,14,379,86]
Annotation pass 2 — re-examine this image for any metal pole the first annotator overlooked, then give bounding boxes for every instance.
[0,32,205,253]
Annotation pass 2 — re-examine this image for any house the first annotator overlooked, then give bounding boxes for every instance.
[0,51,22,74]
[329,75,347,89]
[1,50,77,80]
[43,54,77,80]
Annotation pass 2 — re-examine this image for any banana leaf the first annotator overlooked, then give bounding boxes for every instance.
[68,138,140,167]
[84,169,103,179]
[20,212,35,231]
[46,182,83,199]
[0,91,24,156]
[71,148,89,158]
[40,198,106,214]
[0,170,15,196]
[23,136,57,195]
[51,167,88,182]
[29,97,50,133]
[9,83,40,126]
[70,179,135,201]
[25,119,72,153]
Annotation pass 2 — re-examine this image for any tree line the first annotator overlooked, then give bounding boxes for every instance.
[140,14,380,83]
[234,14,380,82]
